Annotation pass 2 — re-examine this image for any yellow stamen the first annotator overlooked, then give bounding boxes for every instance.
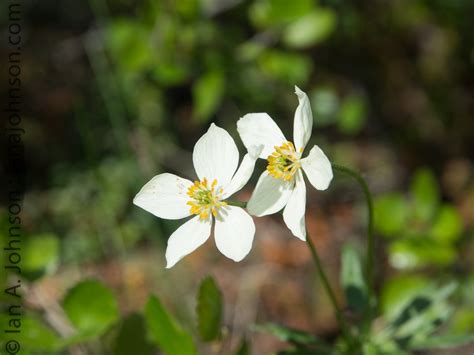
[187,178,227,220]
[266,141,301,181]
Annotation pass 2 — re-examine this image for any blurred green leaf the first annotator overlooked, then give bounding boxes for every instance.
[107,20,153,72]
[23,234,59,274]
[259,51,312,85]
[310,87,340,126]
[235,338,251,355]
[410,333,474,350]
[430,205,463,244]
[283,9,336,48]
[340,244,368,315]
[381,275,431,320]
[153,62,189,86]
[411,168,440,222]
[197,276,223,342]
[250,0,315,28]
[385,282,457,349]
[112,313,155,355]
[253,323,319,345]
[176,0,199,19]
[337,94,368,135]
[193,71,224,123]
[277,346,331,355]
[0,314,61,351]
[236,42,266,62]
[374,193,409,237]
[144,295,196,355]
[451,309,474,334]
[63,280,119,338]
[389,239,456,269]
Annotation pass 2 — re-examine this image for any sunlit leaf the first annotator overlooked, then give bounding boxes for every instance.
[0,314,61,351]
[381,275,431,320]
[153,62,189,86]
[430,205,462,244]
[144,296,196,355]
[193,71,224,123]
[107,20,153,72]
[259,51,312,85]
[410,333,474,350]
[283,9,337,48]
[389,239,456,269]
[374,193,409,237]
[337,94,368,135]
[63,280,119,338]
[22,234,59,274]
[382,282,457,350]
[411,168,440,222]
[197,276,223,341]
[250,0,315,28]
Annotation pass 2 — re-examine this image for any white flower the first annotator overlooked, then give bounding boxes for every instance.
[134,123,261,268]
[237,86,333,241]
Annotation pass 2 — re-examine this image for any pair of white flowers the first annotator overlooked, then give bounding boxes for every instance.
[134,87,333,268]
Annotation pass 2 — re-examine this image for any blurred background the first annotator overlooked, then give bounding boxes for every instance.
[0,0,473,353]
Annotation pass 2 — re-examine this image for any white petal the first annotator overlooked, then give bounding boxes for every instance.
[165,216,212,268]
[193,123,239,187]
[301,145,333,190]
[293,86,313,152]
[237,113,287,159]
[222,145,263,198]
[247,171,294,216]
[283,170,307,241]
[133,173,192,220]
[214,206,255,262]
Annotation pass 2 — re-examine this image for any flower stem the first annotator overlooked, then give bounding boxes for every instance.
[306,233,355,348]
[331,163,375,336]
[226,199,247,208]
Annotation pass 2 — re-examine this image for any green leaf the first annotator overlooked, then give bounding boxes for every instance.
[0,314,62,351]
[310,87,340,126]
[451,308,474,334]
[389,239,456,269]
[193,71,224,123]
[340,244,368,315]
[381,275,431,320]
[112,313,155,355]
[23,234,59,273]
[277,346,332,355]
[259,51,312,85]
[235,338,251,355]
[144,295,196,355]
[197,276,223,341]
[250,0,315,28]
[63,280,119,338]
[386,282,457,349]
[107,20,153,72]
[411,168,440,222]
[374,193,409,237]
[253,323,319,345]
[410,333,474,350]
[283,9,337,48]
[430,205,463,244]
[337,94,368,135]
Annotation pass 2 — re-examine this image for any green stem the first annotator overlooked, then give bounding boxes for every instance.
[331,163,375,335]
[306,233,355,348]
[226,199,247,208]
